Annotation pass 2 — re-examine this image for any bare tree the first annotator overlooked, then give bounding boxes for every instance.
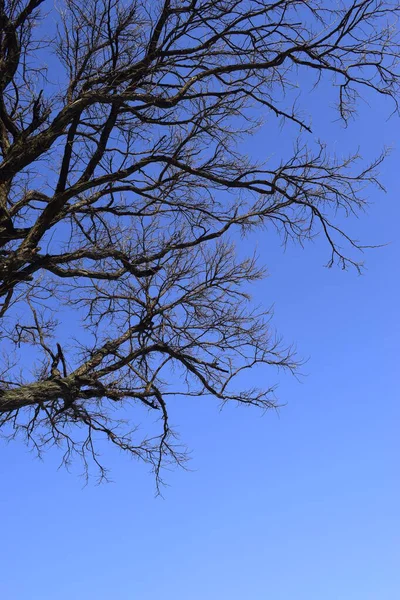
[0,0,398,486]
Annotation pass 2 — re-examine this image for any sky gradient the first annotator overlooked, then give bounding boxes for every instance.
[1,26,399,600]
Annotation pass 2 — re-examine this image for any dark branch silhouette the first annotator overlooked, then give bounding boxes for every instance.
[0,0,398,487]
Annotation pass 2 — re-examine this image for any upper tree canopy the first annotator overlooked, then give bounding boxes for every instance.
[0,0,398,485]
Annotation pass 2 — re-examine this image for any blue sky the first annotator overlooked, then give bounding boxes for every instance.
[1,27,399,600]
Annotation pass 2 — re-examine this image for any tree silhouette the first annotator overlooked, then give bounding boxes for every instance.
[0,0,398,485]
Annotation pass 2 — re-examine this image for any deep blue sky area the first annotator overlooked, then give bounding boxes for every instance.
[1,34,400,600]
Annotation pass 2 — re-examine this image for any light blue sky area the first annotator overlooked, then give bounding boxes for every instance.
[1,41,399,600]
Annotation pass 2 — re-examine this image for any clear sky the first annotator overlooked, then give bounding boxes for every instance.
[1,29,399,600]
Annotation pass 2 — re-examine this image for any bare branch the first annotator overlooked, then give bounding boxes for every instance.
[0,0,397,485]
